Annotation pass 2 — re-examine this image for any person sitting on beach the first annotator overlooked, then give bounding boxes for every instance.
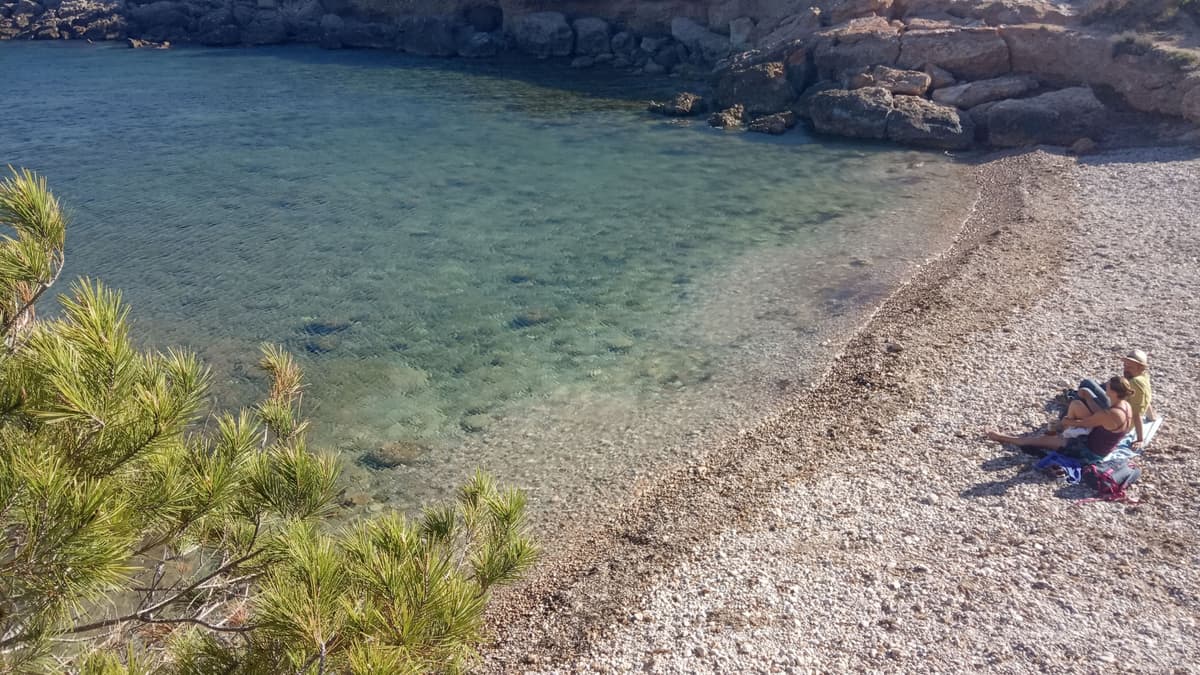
[988,375,1135,463]
[1071,350,1155,449]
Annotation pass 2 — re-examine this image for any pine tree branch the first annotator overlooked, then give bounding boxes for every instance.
[1,257,63,344]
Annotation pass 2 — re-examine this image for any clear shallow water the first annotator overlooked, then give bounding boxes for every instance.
[2,42,973,523]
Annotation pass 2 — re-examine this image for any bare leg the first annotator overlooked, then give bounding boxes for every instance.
[1065,399,1095,422]
[986,431,1067,450]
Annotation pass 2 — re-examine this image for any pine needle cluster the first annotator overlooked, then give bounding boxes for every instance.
[0,168,536,673]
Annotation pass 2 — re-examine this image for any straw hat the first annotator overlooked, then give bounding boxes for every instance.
[1121,349,1149,367]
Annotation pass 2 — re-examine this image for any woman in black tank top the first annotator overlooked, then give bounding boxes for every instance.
[986,375,1136,457]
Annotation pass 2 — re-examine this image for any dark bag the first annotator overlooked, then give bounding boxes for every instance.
[1082,458,1141,503]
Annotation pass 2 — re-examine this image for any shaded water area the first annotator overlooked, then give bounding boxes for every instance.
[2,42,974,530]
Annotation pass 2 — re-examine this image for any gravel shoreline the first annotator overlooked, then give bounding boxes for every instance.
[481,146,1200,674]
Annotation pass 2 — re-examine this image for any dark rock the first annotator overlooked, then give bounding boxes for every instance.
[792,80,839,120]
[457,30,500,58]
[809,86,893,140]
[510,309,554,329]
[198,23,239,45]
[360,441,427,469]
[984,86,1106,147]
[708,104,745,128]
[648,91,707,117]
[642,61,666,74]
[241,11,285,44]
[610,30,636,56]
[652,44,680,69]
[303,319,351,335]
[398,15,459,56]
[670,16,728,64]
[304,335,340,354]
[571,55,595,68]
[572,16,609,55]
[128,0,189,32]
[511,11,572,58]
[886,95,974,149]
[317,12,341,46]
[748,111,797,134]
[463,4,500,33]
[716,61,795,115]
[925,63,955,89]
[337,18,394,49]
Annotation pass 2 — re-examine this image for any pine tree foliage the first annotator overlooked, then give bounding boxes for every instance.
[0,169,536,673]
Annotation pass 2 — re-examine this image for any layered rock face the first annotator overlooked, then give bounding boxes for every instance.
[3,0,1198,149]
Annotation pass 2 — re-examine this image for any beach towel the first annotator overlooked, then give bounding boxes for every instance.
[1035,452,1083,483]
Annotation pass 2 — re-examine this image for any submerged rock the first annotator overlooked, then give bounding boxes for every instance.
[709,104,746,128]
[648,92,707,117]
[360,441,427,469]
[303,319,351,335]
[748,111,797,135]
[510,308,555,329]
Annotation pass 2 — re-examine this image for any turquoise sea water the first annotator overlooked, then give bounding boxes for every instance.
[1,42,973,523]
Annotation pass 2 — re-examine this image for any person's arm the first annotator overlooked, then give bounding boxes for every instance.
[1062,409,1113,430]
[1132,414,1145,449]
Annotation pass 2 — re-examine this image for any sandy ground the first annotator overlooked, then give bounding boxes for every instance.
[479,146,1200,674]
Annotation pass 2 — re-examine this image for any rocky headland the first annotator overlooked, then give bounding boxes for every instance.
[4,0,1200,149]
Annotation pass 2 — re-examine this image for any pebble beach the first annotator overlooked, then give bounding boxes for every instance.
[481,147,1200,673]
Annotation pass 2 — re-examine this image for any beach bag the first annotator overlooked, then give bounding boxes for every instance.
[1080,458,1141,503]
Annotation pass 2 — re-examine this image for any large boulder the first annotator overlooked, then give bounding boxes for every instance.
[847,65,930,96]
[898,27,1010,80]
[984,86,1106,147]
[886,95,974,149]
[716,61,796,114]
[573,17,610,55]
[398,16,460,56]
[932,74,1039,109]
[671,16,730,63]
[812,16,900,81]
[512,11,573,58]
[809,86,894,139]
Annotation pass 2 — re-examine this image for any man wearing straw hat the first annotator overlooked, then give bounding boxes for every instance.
[1076,349,1155,449]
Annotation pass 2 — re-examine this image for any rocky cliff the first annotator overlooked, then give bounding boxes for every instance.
[2,0,1198,149]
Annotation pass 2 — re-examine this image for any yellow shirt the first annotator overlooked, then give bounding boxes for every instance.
[1128,373,1152,419]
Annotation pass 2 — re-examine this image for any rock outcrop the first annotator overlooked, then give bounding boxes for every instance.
[716,61,796,114]
[810,87,973,148]
[897,28,1010,80]
[648,92,708,116]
